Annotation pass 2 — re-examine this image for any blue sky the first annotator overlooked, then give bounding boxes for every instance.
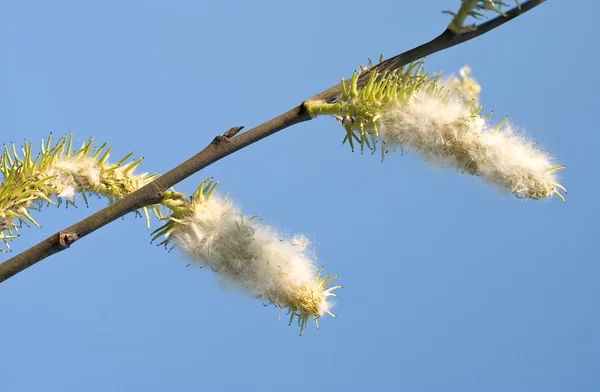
[1,1,598,391]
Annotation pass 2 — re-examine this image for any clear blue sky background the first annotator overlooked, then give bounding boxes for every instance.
[1,1,597,391]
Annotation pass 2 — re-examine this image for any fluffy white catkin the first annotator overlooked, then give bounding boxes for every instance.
[305,63,566,201]
[377,91,565,200]
[167,190,339,333]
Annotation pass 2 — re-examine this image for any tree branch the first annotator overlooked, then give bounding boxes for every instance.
[0,0,545,283]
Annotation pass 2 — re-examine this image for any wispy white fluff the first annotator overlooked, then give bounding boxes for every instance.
[377,91,565,200]
[45,156,150,202]
[171,194,338,329]
[50,158,101,199]
[0,134,158,251]
[443,65,482,104]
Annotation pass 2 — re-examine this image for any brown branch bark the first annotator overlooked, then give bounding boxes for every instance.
[0,0,545,283]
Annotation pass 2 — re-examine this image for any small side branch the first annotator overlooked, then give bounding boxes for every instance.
[448,0,480,34]
[313,0,544,103]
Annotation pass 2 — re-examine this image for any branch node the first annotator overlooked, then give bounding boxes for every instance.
[213,135,231,146]
[58,232,79,249]
[223,126,245,138]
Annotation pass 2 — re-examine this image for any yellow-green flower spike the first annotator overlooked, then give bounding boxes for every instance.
[306,60,432,156]
[0,133,160,251]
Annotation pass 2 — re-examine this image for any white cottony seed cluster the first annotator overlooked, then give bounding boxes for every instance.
[377,91,565,200]
[159,182,340,334]
[305,63,566,201]
[49,158,103,199]
[444,66,481,104]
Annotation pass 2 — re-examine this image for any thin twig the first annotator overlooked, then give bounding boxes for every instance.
[0,0,545,283]
[313,0,544,103]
